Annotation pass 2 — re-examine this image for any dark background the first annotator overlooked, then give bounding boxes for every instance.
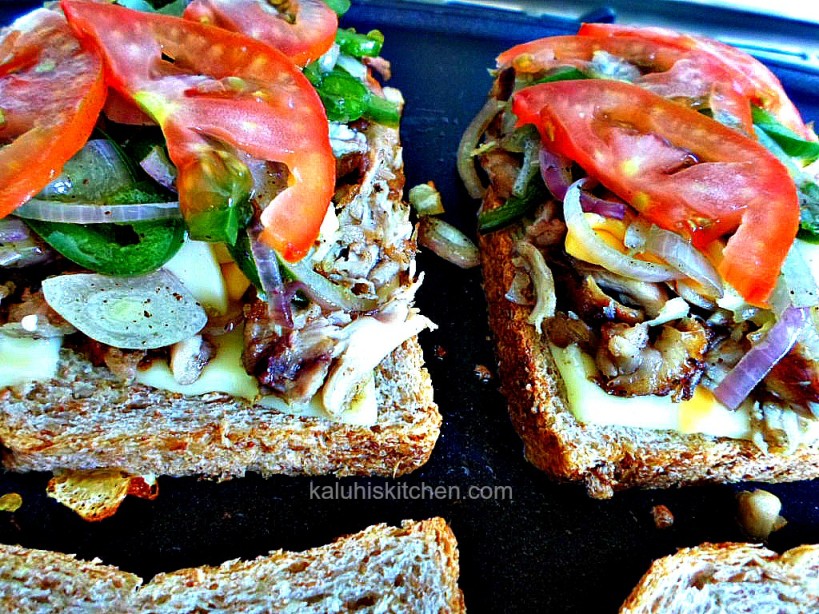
[2,2,819,612]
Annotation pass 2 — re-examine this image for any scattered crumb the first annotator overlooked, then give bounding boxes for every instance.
[433,344,447,360]
[474,364,493,382]
[651,504,674,529]
[0,493,23,513]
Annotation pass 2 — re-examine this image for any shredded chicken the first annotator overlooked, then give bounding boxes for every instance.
[569,274,644,325]
[599,318,710,400]
[764,323,819,413]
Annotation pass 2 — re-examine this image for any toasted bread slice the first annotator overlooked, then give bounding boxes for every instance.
[0,518,465,613]
[619,542,819,613]
[480,221,819,498]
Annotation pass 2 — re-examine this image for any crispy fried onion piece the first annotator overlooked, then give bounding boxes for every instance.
[514,241,556,332]
[595,317,710,400]
[46,469,158,522]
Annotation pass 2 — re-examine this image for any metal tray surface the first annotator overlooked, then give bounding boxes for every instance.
[1,2,819,612]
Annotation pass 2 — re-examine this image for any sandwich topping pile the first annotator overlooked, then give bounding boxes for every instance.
[462,24,819,454]
[0,0,433,426]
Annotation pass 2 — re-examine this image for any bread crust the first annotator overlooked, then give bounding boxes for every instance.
[0,518,465,613]
[479,209,819,498]
[619,542,819,613]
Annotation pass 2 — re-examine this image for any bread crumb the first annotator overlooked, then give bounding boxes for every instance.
[651,504,674,529]
[0,492,23,513]
[474,364,493,382]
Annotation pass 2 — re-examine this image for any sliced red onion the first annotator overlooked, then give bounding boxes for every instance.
[37,139,134,202]
[457,97,503,199]
[418,216,480,269]
[580,192,627,220]
[564,179,680,282]
[0,217,53,267]
[13,199,182,224]
[539,147,573,201]
[248,224,293,329]
[0,217,30,242]
[714,306,811,410]
[644,225,723,299]
[139,145,178,192]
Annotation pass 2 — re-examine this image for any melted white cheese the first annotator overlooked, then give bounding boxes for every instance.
[135,327,258,400]
[0,334,62,388]
[550,343,752,439]
[134,327,377,425]
[162,239,229,316]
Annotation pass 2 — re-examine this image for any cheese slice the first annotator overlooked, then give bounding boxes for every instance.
[0,334,62,388]
[135,327,258,401]
[134,327,377,425]
[549,343,752,439]
[162,239,229,316]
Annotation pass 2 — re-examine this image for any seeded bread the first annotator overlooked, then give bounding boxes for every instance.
[479,188,819,498]
[619,542,819,613]
[0,517,465,613]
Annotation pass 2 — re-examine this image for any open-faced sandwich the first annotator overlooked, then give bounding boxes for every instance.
[461,23,819,497]
[0,0,439,516]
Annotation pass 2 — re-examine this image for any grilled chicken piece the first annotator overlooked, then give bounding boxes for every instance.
[81,340,147,384]
[569,274,644,325]
[479,149,520,201]
[543,312,598,354]
[243,299,338,405]
[765,323,819,412]
[526,201,567,248]
[596,322,649,377]
[600,318,710,400]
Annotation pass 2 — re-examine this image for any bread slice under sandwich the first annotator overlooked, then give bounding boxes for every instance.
[0,517,465,613]
[619,542,819,613]
[0,99,440,481]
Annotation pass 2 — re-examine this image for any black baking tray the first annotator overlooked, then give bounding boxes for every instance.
[2,2,819,612]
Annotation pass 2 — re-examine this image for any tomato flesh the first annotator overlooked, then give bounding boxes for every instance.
[184,0,337,67]
[577,23,811,139]
[62,0,335,261]
[0,9,105,218]
[513,80,799,305]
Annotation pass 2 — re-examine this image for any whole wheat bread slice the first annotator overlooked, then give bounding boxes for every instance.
[619,542,819,613]
[479,191,819,499]
[0,517,465,613]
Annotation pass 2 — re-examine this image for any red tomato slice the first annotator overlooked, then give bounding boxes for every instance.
[184,0,337,67]
[513,80,799,306]
[497,33,757,133]
[103,89,154,126]
[0,9,104,218]
[62,0,335,262]
[578,23,811,139]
